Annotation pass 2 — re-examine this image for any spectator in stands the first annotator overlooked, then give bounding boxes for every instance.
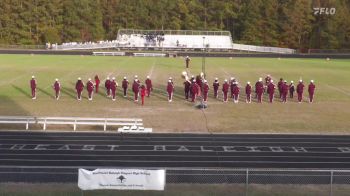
[30,76,37,100]
[53,78,61,100]
[94,75,100,93]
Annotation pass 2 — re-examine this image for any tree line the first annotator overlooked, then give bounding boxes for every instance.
[0,0,349,50]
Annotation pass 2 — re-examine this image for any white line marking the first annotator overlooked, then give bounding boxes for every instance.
[325,84,350,97]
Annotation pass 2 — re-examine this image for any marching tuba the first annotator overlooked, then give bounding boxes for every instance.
[181,71,189,81]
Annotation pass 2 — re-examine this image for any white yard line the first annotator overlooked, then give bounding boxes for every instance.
[325,84,350,97]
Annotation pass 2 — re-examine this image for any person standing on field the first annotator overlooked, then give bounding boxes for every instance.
[232,82,240,103]
[297,80,304,103]
[213,78,220,99]
[30,75,37,99]
[185,56,191,68]
[140,85,147,105]
[308,80,316,103]
[145,76,153,97]
[75,77,84,101]
[267,80,275,103]
[132,78,140,102]
[105,77,111,97]
[86,78,94,101]
[53,78,60,100]
[167,79,174,102]
[255,78,264,103]
[222,79,229,102]
[203,80,209,102]
[190,80,199,102]
[289,81,295,98]
[245,81,252,103]
[278,78,284,99]
[94,75,100,93]
[183,79,191,100]
[122,76,129,97]
[110,77,118,101]
[281,80,289,103]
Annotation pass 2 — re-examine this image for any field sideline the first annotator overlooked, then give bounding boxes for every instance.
[0,54,349,133]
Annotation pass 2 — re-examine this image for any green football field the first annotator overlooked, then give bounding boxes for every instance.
[0,54,349,133]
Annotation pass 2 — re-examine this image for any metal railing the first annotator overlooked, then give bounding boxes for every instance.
[117,29,232,36]
[0,116,143,131]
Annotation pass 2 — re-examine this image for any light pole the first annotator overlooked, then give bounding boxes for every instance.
[198,36,207,109]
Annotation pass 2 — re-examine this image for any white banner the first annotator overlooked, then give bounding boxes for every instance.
[78,168,166,191]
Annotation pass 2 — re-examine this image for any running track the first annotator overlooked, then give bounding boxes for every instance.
[1,130,350,183]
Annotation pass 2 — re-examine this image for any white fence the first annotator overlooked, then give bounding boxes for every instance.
[133,53,166,57]
[92,51,125,56]
[0,116,143,131]
[232,43,296,54]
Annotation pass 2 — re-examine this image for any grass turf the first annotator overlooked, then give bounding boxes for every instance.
[0,54,350,133]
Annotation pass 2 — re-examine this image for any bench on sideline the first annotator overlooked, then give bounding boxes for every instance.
[92,51,125,56]
[0,116,143,131]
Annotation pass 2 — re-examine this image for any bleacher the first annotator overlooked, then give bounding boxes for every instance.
[116,29,233,50]
[52,29,296,54]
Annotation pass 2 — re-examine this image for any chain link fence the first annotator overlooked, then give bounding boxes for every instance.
[1,167,350,195]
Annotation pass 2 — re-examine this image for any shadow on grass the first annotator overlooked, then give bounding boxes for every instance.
[37,87,54,99]
[61,87,76,99]
[12,85,32,98]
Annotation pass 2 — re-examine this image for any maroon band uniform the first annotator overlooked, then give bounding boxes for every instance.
[87,80,94,100]
[132,80,140,101]
[167,80,174,102]
[145,77,152,97]
[213,79,220,98]
[255,80,264,103]
[281,81,289,103]
[222,81,229,102]
[53,80,60,100]
[297,81,304,103]
[75,79,84,100]
[105,78,111,97]
[203,81,209,102]
[184,80,191,99]
[110,79,117,101]
[245,82,252,103]
[267,82,275,103]
[94,75,100,93]
[30,77,37,99]
[308,81,316,103]
[122,78,129,97]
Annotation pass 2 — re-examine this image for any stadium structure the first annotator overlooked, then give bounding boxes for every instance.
[51,29,296,54]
